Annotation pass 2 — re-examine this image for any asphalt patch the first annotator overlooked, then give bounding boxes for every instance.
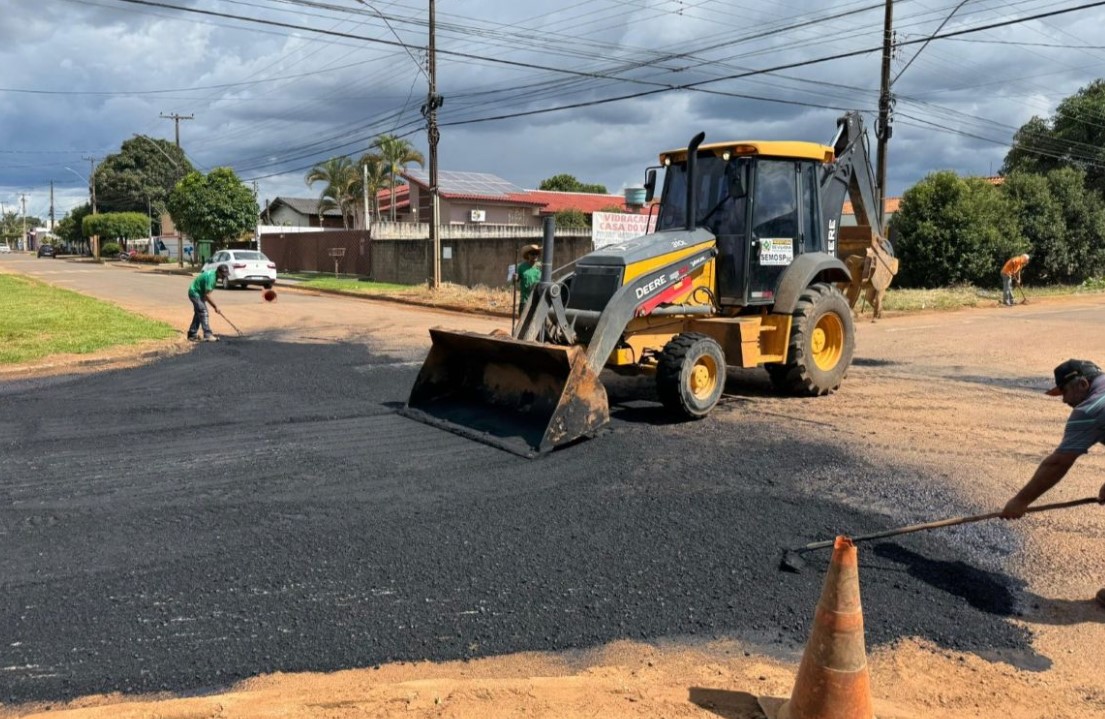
[0,340,1044,705]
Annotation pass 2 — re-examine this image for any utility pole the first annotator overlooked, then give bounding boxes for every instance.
[423,0,444,289]
[20,194,27,250]
[160,112,194,148]
[875,0,894,233]
[49,181,55,231]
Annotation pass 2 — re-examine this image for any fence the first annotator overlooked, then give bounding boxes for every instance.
[260,226,596,288]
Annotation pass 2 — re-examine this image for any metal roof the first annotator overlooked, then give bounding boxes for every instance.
[405,169,525,198]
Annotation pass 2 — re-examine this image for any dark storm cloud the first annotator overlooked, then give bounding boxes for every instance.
[4,0,1105,215]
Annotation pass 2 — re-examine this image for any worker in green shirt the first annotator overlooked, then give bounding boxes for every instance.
[187,265,229,341]
[516,244,542,309]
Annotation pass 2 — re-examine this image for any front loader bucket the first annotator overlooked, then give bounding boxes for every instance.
[400,329,609,457]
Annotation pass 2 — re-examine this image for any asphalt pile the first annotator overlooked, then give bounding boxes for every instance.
[0,340,1041,705]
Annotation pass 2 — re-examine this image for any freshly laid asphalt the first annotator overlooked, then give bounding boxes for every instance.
[0,337,1041,705]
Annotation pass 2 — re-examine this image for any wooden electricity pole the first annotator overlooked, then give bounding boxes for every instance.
[160,112,194,148]
[875,0,894,232]
[424,0,443,289]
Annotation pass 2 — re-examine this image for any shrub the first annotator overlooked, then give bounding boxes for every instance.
[890,171,1024,288]
[101,242,121,257]
[132,253,170,264]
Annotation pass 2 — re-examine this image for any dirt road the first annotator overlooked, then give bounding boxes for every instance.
[1,256,1103,718]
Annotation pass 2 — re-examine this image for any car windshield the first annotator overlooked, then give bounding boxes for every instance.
[233,251,265,261]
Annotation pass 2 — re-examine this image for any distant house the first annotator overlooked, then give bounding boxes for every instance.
[376,170,646,227]
[261,197,345,228]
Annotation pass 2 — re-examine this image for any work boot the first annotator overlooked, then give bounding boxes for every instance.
[203,335,220,343]
[1096,588,1105,609]
[187,335,200,342]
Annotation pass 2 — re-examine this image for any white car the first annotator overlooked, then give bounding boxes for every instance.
[0,244,11,253]
[203,249,277,290]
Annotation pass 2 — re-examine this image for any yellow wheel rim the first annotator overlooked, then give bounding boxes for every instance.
[689,354,719,400]
[811,313,844,371]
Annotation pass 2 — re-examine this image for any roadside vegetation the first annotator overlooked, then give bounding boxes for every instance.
[287,273,1105,316]
[891,80,1105,290]
[0,275,175,364]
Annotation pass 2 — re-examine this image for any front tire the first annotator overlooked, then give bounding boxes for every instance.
[656,332,726,419]
[767,283,854,396]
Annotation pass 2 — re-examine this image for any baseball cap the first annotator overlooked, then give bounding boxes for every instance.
[1046,359,1102,396]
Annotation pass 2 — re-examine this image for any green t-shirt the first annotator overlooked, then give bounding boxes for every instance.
[518,261,542,305]
[189,270,218,298]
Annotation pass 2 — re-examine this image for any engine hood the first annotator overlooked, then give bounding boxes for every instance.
[580,228,716,267]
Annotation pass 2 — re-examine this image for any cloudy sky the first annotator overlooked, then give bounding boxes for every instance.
[3,0,1104,224]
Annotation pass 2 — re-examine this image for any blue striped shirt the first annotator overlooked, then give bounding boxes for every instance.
[1057,375,1105,454]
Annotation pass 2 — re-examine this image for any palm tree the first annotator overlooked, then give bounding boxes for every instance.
[306,156,358,229]
[356,153,390,226]
[371,134,425,222]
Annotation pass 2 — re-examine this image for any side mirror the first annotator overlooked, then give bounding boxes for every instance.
[644,169,657,203]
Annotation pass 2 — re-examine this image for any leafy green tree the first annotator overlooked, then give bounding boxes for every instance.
[55,204,93,247]
[553,209,588,229]
[539,174,608,194]
[1046,168,1105,280]
[1001,168,1105,284]
[82,212,151,247]
[93,135,194,214]
[0,211,43,244]
[167,168,259,246]
[889,171,1024,288]
[371,134,425,221]
[1002,79,1105,195]
[306,156,358,229]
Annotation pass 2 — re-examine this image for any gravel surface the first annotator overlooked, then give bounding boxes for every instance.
[0,338,1042,705]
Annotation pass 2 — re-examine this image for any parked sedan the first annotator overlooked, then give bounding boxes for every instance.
[0,244,11,253]
[202,250,277,289]
[37,245,57,258]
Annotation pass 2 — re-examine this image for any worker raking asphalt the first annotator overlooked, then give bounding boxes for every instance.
[0,340,1044,705]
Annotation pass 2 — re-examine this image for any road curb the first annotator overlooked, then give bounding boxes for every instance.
[0,341,191,380]
[273,283,514,319]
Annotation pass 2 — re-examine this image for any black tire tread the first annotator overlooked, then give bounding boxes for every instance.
[768,283,854,397]
[656,332,725,419]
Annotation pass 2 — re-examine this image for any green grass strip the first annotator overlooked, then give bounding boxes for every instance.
[297,277,414,293]
[0,274,175,364]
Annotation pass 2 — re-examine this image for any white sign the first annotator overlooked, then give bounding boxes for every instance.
[759,238,794,266]
[592,212,656,249]
[506,263,516,282]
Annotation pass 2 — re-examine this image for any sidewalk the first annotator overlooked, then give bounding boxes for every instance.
[95,257,513,317]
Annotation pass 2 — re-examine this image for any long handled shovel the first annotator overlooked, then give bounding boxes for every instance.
[215,308,244,338]
[779,496,1100,573]
[1018,284,1030,304]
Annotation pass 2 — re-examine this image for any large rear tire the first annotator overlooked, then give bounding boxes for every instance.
[657,332,726,419]
[767,283,854,396]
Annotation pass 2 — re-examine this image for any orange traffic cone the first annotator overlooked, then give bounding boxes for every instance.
[776,536,874,719]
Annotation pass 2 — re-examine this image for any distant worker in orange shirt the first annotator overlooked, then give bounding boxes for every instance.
[1001,253,1030,306]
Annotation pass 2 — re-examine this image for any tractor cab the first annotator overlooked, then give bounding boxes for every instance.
[652,141,836,309]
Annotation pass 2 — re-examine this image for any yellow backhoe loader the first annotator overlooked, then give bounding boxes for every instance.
[402,111,898,456]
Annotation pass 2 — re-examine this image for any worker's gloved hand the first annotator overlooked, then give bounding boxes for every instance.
[1000,497,1030,519]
